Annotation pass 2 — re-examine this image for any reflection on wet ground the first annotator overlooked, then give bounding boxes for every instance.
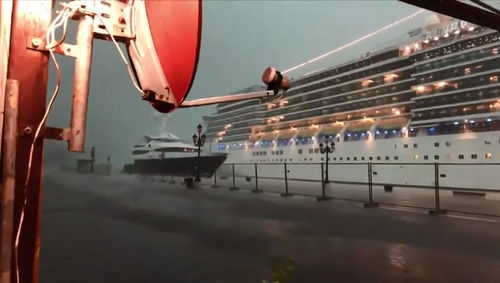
[40,172,500,283]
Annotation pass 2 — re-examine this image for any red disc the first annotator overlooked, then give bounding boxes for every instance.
[144,0,202,110]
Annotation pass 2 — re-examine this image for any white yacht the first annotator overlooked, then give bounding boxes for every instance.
[204,15,500,191]
[122,133,228,177]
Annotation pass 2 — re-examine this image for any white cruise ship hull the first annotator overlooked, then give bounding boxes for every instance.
[217,131,500,191]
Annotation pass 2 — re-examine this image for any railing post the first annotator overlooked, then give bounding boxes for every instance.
[229,163,239,191]
[429,162,446,215]
[252,163,262,193]
[212,170,219,188]
[281,163,293,197]
[317,163,331,201]
[364,162,379,208]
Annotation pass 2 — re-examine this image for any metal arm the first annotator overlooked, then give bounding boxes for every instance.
[178,90,283,108]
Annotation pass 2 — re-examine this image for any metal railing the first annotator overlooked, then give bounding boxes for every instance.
[208,162,500,218]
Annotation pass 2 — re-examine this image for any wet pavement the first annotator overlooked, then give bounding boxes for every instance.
[40,171,500,283]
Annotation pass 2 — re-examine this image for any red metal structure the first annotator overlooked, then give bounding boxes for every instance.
[0,0,499,282]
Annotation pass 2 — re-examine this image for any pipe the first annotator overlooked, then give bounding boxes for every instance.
[1,79,19,283]
[68,11,94,152]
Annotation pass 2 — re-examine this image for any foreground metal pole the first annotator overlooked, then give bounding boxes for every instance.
[1,80,19,283]
[317,163,331,201]
[363,162,379,208]
[251,163,262,193]
[280,162,293,197]
[429,162,446,215]
[229,164,238,191]
[6,1,53,282]
[68,11,95,152]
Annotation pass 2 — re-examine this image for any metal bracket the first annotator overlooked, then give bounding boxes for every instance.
[92,0,135,41]
[26,36,79,57]
[17,124,69,141]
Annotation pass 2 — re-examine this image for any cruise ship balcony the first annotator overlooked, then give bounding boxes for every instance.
[375,117,410,139]
[318,123,345,141]
[277,131,296,146]
[344,120,374,142]
[295,128,317,145]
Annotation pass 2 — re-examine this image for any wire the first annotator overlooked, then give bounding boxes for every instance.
[281,9,426,75]
[470,0,500,15]
[16,2,145,282]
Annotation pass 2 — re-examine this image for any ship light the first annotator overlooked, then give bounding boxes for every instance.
[434,36,439,41]
[424,39,429,43]
[468,27,474,31]
[487,119,492,122]
[444,33,449,38]
[437,81,446,87]
[470,120,475,123]
[454,30,460,35]
[454,122,459,125]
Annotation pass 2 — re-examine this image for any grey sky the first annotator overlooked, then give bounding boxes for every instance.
[45,1,429,165]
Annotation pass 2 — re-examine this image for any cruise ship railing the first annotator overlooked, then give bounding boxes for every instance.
[205,162,500,219]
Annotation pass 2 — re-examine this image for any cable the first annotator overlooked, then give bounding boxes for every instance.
[281,9,426,75]
[16,2,145,282]
[470,0,500,15]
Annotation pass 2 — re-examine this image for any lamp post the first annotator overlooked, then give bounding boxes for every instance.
[192,124,206,182]
[319,137,335,184]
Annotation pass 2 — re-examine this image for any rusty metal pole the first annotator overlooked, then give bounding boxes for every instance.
[5,1,53,282]
[1,80,19,283]
[68,9,94,152]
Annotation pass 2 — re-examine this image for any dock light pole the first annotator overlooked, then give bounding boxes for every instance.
[192,124,206,182]
[319,137,335,184]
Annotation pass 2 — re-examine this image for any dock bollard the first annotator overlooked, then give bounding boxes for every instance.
[252,163,262,193]
[229,164,239,191]
[281,163,293,197]
[212,171,219,188]
[364,162,379,208]
[317,163,331,201]
[429,162,447,215]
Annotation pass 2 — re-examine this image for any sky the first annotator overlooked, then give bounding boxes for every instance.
[44,1,432,166]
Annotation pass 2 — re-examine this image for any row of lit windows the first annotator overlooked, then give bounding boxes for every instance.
[251,153,499,163]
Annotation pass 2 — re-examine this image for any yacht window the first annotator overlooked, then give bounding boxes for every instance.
[132,150,149,155]
[424,155,429,160]
[458,154,464,159]
[434,155,439,160]
[471,154,477,159]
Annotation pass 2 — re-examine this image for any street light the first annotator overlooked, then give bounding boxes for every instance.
[192,124,206,182]
[319,137,335,184]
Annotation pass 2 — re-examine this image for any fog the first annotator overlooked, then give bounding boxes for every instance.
[43,1,429,168]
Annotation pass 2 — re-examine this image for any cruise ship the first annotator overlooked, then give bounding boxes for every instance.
[204,14,500,191]
[122,133,228,177]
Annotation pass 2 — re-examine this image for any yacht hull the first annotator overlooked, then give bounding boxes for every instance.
[122,153,227,177]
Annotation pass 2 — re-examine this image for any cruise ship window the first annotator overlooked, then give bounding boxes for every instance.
[314,148,319,154]
[327,157,330,161]
[361,157,365,161]
[446,142,451,146]
[385,156,389,161]
[280,159,283,162]
[485,153,492,159]
[377,156,381,161]
[459,154,464,159]
[280,150,284,155]
[471,154,477,159]
[491,76,499,83]
[321,158,324,161]
[394,156,399,160]
[434,142,439,147]
[354,157,357,161]
[290,159,292,162]
[414,144,418,148]
[347,157,350,161]
[493,48,498,55]
[464,68,471,75]
[369,157,373,161]
[298,149,303,154]
[485,140,491,145]
[309,158,312,161]
[414,155,418,160]
[271,151,275,155]
[309,149,313,154]
[340,157,343,161]
[434,155,439,160]
[424,155,429,160]
[403,144,408,149]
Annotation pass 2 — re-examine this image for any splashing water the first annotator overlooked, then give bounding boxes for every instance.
[153,112,172,136]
